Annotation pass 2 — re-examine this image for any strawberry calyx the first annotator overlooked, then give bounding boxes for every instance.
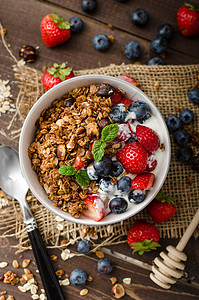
[50,12,71,29]
[131,239,160,255]
[184,3,199,12]
[47,63,72,81]
[155,190,175,206]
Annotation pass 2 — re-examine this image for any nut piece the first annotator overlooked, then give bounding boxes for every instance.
[50,255,58,261]
[0,292,6,295]
[112,283,125,299]
[56,270,64,278]
[80,288,88,296]
[12,260,19,269]
[122,277,131,284]
[19,45,37,62]
[7,296,15,300]
[95,251,104,259]
[87,274,93,282]
[57,145,66,160]
[0,296,6,300]
[22,259,31,268]
[0,262,8,268]
[3,271,18,285]
[110,277,118,285]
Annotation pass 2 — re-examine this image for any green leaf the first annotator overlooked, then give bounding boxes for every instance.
[59,74,65,81]
[131,239,160,255]
[61,67,72,76]
[185,3,199,11]
[53,63,59,68]
[60,62,66,69]
[75,170,90,186]
[47,67,56,75]
[155,190,175,206]
[92,140,106,162]
[59,165,77,176]
[51,13,71,29]
[101,123,119,142]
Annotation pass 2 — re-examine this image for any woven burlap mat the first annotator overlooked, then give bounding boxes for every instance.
[0,61,199,252]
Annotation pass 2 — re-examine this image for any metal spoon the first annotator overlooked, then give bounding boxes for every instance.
[0,145,65,300]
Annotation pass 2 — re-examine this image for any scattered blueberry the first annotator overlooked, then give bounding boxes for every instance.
[87,164,98,180]
[166,115,181,132]
[128,100,149,120]
[99,177,115,193]
[65,98,75,107]
[109,104,127,123]
[96,83,114,98]
[176,146,193,163]
[173,129,189,145]
[128,189,146,203]
[157,24,174,40]
[125,133,138,144]
[137,112,152,124]
[148,57,165,65]
[77,240,90,254]
[124,41,141,60]
[179,109,194,124]
[109,197,128,214]
[94,155,113,177]
[110,161,123,177]
[81,0,97,13]
[117,176,131,194]
[97,258,113,274]
[93,34,110,51]
[70,269,87,286]
[69,16,84,33]
[151,36,168,54]
[131,8,148,26]
[188,88,199,105]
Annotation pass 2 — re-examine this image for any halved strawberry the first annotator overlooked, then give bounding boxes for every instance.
[131,172,155,189]
[146,151,157,172]
[120,98,133,108]
[136,125,160,152]
[111,90,122,105]
[82,194,104,222]
[73,155,85,170]
[115,124,134,143]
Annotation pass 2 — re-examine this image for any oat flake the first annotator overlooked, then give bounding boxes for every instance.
[0,262,8,268]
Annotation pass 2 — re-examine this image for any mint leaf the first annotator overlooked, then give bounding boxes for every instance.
[101,123,119,142]
[59,165,77,176]
[92,140,106,162]
[75,170,90,186]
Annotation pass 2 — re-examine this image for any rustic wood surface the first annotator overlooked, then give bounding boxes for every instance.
[0,0,199,299]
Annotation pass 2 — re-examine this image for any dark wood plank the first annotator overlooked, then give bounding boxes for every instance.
[46,0,199,58]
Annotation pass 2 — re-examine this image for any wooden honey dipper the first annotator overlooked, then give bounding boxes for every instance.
[150,207,199,289]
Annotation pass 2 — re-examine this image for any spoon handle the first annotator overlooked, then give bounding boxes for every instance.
[27,225,65,300]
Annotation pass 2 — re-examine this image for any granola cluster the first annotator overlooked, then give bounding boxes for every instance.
[28,84,120,218]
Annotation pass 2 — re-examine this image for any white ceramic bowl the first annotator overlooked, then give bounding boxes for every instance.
[19,75,171,226]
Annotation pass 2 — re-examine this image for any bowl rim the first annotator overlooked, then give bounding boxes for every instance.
[19,74,171,226]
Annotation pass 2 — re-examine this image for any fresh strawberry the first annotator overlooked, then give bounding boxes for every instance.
[42,63,75,90]
[146,191,176,223]
[127,220,160,255]
[111,90,122,105]
[41,12,71,47]
[116,142,148,174]
[115,124,133,143]
[82,194,104,222]
[177,3,199,37]
[120,98,133,108]
[73,155,86,171]
[136,125,160,152]
[146,151,157,172]
[131,172,155,189]
[119,74,141,89]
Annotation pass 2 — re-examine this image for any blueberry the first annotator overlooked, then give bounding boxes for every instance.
[166,115,181,132]
[179,109,194,124]
[109,197,128,214]
[138,112,152,124]
[128,189,146,203]
[176,146,193,163]
[65,98,75,107]
[69,17,84,33]
[70,269,87,286]
[173,129,189,145]
[99,177,115,193]
[93,34,110,51]
[94,155,113,177]
[81,0,97,13]
[131,8,148,26]
[110,161,123,177]
[96,83,114,98]
[97,258,113,274]
[125,133,138,144]
[124,41,141,60]
[109,104,127,123]
[127,100,149,120]
[87,164,98,180]
[157,24,174,40]
[77,240,90,254]
[188,88,199,105]
[148,57,165,65]
[117,176,131,194]
[151,36,168,54]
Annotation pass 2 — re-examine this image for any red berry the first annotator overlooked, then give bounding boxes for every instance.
[41,13,71,47]
[116,142,148,174]
[115,124,133,143]
[131,172,155,189]
[111,90,122,105]
[82,194,104,222]
[136,125,160,152]
[73,155,86,171]
[177,3,199,37]
[146,196,176,224]
[120,98,133,108]
[146,151,157,172]
[119,74,141,89]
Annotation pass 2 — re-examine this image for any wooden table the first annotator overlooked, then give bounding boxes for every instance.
[0,0,199,299]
